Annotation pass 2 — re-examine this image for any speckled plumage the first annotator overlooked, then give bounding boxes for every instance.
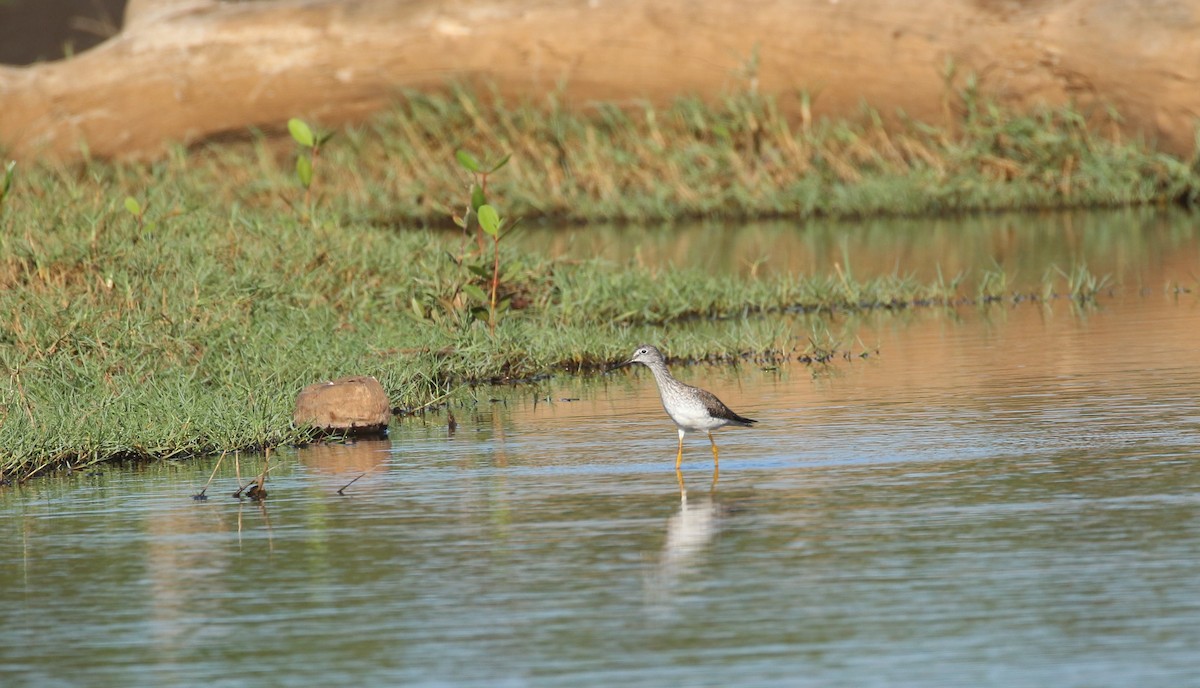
[620,344,757,469]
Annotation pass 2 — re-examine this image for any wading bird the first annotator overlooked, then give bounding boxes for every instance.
[617,344,757,471]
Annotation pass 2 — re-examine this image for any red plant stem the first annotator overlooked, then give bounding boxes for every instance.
[476,172,488,253]
[304,145,320,218]
[489,233,500,332]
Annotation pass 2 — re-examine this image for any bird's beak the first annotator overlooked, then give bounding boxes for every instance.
[613,358,633,369]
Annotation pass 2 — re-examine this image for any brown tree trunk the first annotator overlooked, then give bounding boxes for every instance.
[1,0,1197,162]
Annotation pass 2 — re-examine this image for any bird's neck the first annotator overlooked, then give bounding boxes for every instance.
[647,363,676,388]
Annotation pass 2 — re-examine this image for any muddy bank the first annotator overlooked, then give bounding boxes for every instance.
[0,0,1197,161]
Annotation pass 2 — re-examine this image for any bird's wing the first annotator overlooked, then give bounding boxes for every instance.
[692,385,756,424]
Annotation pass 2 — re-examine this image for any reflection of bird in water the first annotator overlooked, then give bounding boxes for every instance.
[662,493,719,571]
[617,344,757,474]
[644,493,722,615]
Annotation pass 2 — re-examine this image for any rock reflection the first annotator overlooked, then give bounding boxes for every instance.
[297,438,392,496]
[298,438,392,475]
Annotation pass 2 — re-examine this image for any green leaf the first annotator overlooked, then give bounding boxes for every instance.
[456,149,482,173]
[470,184,486,213]
[467,265,491,278]
[123,197,142,216]
[288,118,315,147]
[462,284,488,302]
[477,204,501,237]
[487,153,512,174]
[1,160,14,196]
[296,155,313,188]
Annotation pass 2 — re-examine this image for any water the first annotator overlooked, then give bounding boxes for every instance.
[515,207,1200,283]
[4,214,1200,686]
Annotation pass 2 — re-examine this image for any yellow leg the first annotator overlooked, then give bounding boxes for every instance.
[675,429,685,470]
[676,467,687,501]
[710,463,720,491]
[708,432,720,468]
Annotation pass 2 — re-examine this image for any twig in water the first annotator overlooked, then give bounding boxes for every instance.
[232,451,243,497]
[248,448,271,500]
[236,449,273,500]
[193,450,227,501]
[337,472,366,496]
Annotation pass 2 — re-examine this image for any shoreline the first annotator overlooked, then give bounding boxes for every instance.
[2,93,1197,480]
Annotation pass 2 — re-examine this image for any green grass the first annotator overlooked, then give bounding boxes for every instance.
[10,90,1198,231]
[31,87,1199,228]
[0,89,1184,480]
[0,194,1117,481]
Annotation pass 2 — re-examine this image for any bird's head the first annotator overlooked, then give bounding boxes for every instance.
[619,344,664,368]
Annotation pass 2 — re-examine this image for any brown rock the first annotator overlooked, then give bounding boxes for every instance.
[294,375,391,435]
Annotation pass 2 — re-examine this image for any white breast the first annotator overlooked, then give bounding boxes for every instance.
[664,399,726,432]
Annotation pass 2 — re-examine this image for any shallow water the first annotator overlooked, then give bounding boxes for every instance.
[4,211,1200,686]
[516,206,1200,284]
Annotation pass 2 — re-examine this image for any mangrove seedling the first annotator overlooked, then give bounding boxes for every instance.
[450,149,520,332]
[0,160,13,192]
[288,117,333,221]
[455,202,514,333]
[477,203,506,332]
[454,148,511,253]
[123,196,151,235]
[0,160,15,217]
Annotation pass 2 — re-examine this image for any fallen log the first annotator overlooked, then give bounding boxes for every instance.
[1,0,1197,162]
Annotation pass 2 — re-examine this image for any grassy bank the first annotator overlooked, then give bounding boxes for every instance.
[19,87,1200,227]
[0,90,1190,480]
[0,200,1116,481]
